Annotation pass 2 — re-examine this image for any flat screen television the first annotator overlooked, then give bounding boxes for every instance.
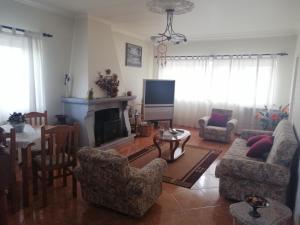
[143,79,175,121]
[143,79,175,106]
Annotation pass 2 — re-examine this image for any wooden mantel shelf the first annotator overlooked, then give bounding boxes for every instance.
[62,96,136,105]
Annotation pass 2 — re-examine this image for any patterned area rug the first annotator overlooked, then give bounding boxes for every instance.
[128,144,220,188]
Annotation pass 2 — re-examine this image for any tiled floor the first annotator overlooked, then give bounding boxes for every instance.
[6,126,294,225]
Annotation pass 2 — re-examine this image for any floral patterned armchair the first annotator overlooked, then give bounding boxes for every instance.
[74,148,167,217]
[199,108,238,143]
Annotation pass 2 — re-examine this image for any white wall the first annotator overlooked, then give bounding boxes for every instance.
[87,18,125,98]
[154,36,297,106]
[113,31,153,104]
[69,17,88,98]
[69,17,153,105]
[0,0,74,123]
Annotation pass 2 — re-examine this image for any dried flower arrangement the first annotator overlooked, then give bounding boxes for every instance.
[95,69,119,97]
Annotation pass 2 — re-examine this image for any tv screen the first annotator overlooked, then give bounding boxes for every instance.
[144,80,175,105]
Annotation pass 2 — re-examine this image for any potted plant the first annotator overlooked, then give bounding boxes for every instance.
[8,112,26,133]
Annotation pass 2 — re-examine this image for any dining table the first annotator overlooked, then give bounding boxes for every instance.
[1,123,41,207]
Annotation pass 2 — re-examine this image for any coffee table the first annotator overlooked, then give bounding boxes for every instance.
[230,198,292,225]
[153,129,191,162]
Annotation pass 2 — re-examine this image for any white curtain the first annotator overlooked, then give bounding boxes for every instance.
[158,56,278,130]
[0,31,45,123]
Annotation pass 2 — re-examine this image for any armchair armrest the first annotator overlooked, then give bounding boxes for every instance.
[240,129,273,140]
[126,158,167,196]
[215,158,289,186]
[227,119,238,131]
[139,158,167,184]
[199,116,210,127]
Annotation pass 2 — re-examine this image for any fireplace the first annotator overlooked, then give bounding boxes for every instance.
[94,108,121,146]
[62,96,136,149]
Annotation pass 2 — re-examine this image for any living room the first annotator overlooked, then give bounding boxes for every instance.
[0,0,300,225]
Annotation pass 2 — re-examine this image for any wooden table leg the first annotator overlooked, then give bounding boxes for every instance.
[170,141,178,161]
[153,136,162,157]
[181,135,191,152]
[0,189,8,225]
[21,147,29,207]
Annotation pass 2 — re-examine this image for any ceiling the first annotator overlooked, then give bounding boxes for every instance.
[16,0,300,40]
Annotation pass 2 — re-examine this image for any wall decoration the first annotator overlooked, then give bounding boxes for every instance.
[125,43,142,67]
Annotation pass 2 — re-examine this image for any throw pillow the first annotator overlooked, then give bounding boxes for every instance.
[247,135,270,147]
[246,136,273,158]
[207,112,228,127]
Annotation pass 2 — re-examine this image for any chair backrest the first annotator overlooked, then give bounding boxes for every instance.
[77,148,130,180]
[211,108,233,120]
[25,111,48,127]
[41,124,79,168]
[0,128,16,189]
[267,120,298,167]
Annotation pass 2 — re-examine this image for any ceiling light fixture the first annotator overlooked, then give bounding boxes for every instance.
[147,0,194,66]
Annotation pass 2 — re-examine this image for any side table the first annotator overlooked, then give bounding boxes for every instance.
[230,198,292,225]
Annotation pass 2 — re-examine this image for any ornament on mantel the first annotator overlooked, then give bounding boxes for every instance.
[64,73,72,97]
[95,69,119,97]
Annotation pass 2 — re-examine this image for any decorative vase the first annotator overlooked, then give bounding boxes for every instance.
[245,195,270,218]
[10,122,25,133]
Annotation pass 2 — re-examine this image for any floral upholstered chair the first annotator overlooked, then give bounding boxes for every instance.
[199,108,238,143]
[74,148,167,217]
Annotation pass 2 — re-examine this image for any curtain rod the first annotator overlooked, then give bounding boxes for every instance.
[0,25,53,38]
[154,52,288,58]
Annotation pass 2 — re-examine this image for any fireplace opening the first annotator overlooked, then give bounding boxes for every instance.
[94,108,121,146]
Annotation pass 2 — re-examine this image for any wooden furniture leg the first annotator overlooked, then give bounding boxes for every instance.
[0,189,8,225]
[21,147,29,207]
[153,136,162,157]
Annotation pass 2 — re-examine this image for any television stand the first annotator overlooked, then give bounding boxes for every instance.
[152,119,173,129]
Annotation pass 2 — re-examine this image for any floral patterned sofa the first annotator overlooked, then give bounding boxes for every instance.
[74,148,167,217]
[215,120,298,203]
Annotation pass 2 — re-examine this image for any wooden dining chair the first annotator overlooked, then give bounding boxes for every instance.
[32,124,80,207]
[0,128,17,214]
[25,111,48,158]
[25,111,48,127]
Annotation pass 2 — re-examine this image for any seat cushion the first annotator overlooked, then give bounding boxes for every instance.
[203,126,228,141]
[222,138,264,162]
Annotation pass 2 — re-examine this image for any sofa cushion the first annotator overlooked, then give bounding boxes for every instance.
[266,120,298,167]
[247,136,273,158]
[208,112,228,127]
[222,138,262,161]
[247,135,269,146]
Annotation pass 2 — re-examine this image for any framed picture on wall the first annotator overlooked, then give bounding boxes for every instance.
[125,43,142,67]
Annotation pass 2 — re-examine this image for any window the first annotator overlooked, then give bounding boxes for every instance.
[158,56,279,128]
[0,32,45,122]
[159,56,277,107]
